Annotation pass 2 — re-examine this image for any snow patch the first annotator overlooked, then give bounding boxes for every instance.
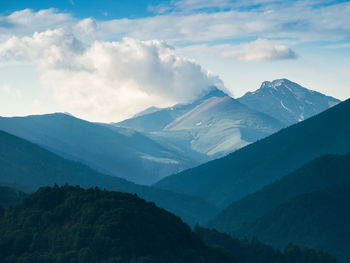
[298,114,305,122]
[280,101,292,112]
[305,100,313,105]
[141,155,179,164]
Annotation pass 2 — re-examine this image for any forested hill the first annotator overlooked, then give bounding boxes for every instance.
[195,227,337,263]
[0,186,338,263]
[0,186,234,263]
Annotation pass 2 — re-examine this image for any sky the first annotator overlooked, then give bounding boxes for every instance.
[0,0,349,122]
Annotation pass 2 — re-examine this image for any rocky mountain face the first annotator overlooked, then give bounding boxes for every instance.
[238,79,340,125]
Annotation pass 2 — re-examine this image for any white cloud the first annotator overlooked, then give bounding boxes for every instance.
[0,29,223,122]
[0,9,73,41]
[221,39,297,61]
[97,1,350,44]
[2,2,350,45]
[2,83,22,98]
[2,83,12,93]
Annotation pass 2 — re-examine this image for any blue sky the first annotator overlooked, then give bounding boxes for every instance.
[0,0,349,121]
[0,0,165,19]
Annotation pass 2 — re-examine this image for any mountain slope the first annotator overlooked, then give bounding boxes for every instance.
[158,96,284,157]
[0,113,204,185]
[155,99,350,208]
[208,153,350,232]
[238,79,340,125]
[235,186,350,263]
[0,186,234,263]
[118,88,284,158]
[0,130,217,225]
[115,88,228,132]
[195,227,337,263]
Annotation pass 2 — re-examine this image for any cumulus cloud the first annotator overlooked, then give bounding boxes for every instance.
[221,39,297,61]
[0,29,223,122]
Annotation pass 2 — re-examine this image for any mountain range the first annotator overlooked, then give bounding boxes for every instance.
[0,78,347,262]
[117,79,339,159]
[155,98,350,208]
[0,113,207,185]
[0,79,338,186]
[0,130,217,225]
[116,86,282,159]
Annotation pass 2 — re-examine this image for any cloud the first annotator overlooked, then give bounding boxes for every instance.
[221,39,297,61]
[2,84,12,93]
[323,43,350,49]
[99,1,350,44]
[0,29,223,122]
[2,2,350,45]
[173,0,234,12]
[2,83,22,98]
[0,9,72,32]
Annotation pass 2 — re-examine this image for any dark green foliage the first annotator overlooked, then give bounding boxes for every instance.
[194,227,338,263]
[235,186,350,263]
[0,186,234,263]
[155,99,350,208]
[0,130,217,225]
[208,153,350,232]
[0,185,26,208]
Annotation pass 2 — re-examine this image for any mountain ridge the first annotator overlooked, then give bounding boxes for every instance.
[235,185,350,263]
[155,98,350,208]
[0,113,206,185]
[238,79,340,125]
[0,129,217,225]
[207,153,350,232]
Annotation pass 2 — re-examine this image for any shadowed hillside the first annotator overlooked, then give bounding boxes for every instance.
[0,130,217,225]
[155,99,350,208]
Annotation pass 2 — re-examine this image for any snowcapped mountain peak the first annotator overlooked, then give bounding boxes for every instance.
[261,79,304,94]
[239,79,341,125]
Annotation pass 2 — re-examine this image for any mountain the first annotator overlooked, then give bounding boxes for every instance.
[238,79,340,125]
[155,99,350,208]
[208,153,350,233]
[194,227,337,263]
[158,95,284,157]
[0,130,217,225]
[0,186,234,263]
[0,113,205,185]
[235,186,350,263]
[133,106,162,118]
[115,88,227,133]
[117,88,284,158]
